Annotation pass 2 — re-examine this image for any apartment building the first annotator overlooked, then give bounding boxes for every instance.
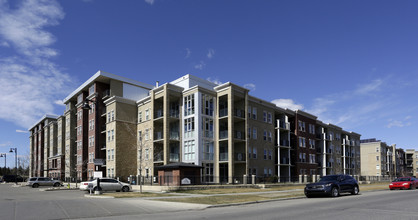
[395,148,406,176]
[360,139,396,176]
[61,71,153,181]
[30,71,362,183]
[29,115,59,177]
[405,149,418,177]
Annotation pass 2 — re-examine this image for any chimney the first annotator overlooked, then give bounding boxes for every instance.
[156,81,159,88]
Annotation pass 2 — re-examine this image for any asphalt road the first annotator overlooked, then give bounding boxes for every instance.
[1,184,418,220]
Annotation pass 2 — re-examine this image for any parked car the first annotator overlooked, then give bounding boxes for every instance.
[1,175,25,183]
[27,177,63,188]
[79,178,131,192]
[389,177,418,190]
[304,174,360,198]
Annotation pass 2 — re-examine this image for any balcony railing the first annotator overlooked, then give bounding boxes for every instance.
[154,132,163,140]
[280,139,289,147]
[220,153,228,161]
[154,153,163,162]
[169,110,179,118]
[169,153,179,162]
[235,153,245,161]
[234,109,245,118]
[203,153,214,161]
[204,131,214,138]
[169,131,179,140]
[280,158,290,164]
[219,108,228,117]
[234,131,245,140]
[219,130,228,139]
[155,110,163,119]
[277,120,290,130]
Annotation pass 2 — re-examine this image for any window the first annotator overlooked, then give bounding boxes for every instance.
[138,130,142,142]
[107,112,111,123]
[248,127,251,138]
[309,124,315,134]
[248,146,252,158]
[107,131,111,142]
[138,111,142,123]
[184,117,195,138]
[263,130,267,141]
[184,140,195,160]
[376,156,379,161]
[309,154,316,163]
[263,111,267,122]
[299,137,306,148]
[309,139,315,149]
[253,128,257,139]
[145,109,150,120]
[248,106,252,118]
[111,129,114,141]
[298,120,306,132]
[145,129,149,140]
[268,150,272,160]
[376,165,380,169]
[145,149,149,160]
[202,94,214,116]
[264,149,267,160]
[253,147,257,159]
[111,110,115,121]
[202,118,213,138]
[303,153,306,162]
[184,94,195,116]
[107,150,110,160]
[252,107,257,119]
[89,84,95,95]
[268,132,272,142]
[111,149,114,160]
[267,112,272,123]
[376,147,379,152]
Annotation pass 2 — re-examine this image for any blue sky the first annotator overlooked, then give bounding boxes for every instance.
[0,0,417,167]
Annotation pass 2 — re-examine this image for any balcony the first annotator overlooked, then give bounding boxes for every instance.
[219,130,228,139]
[154,110,163,119]
[277,120,290,130]
[169,131,179,140]
[234,109,245,119]
[234,131,245,140]
[235,153,245,162]
[203,153,214,161]
[280,158,290,165]
[204,131,214,138]
[169,110,179,118]
[154,132,163,141]
[169,153,179,162]
[154,153,163,162]
[279,139,290,147]
[219,108,228,118]
[219,152,228,161]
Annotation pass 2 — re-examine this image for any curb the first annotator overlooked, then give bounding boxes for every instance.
[84,194,114,199]
[207,196,307,208]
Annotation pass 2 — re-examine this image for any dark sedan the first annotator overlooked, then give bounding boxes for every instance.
[304,174,360,198]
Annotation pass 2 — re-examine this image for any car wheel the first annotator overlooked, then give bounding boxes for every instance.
[351,186,359,195]
[93,187,102,193]
[32,183,39,188]
[122,186,129,192]
[331,187,339,197]
[53,183,60,187]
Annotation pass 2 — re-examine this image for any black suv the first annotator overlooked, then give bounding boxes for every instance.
[304,174,359,198]
[1,175,25,183]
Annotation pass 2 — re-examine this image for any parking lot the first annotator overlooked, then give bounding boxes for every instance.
[0,184,208,220]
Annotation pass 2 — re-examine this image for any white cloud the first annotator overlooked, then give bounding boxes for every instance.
[207,49,215,59]
[354,79,383,95]
[185,48,191,59]
[194,61,206,70]
[145,0,155,5]
[16,129,28,133]
[0,0,75,129]
[0,41,9,47]
[0,141,12,147]
[54,99,65,106]
[0,0,64,58]
[271,99,304,110]
[206,77,223,85]
[387,116,412,128]
[244,83,256,91]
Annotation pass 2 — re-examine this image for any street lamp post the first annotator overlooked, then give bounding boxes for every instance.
[9,148,17,185]
[82,98,101,194]
[0,153,6,168]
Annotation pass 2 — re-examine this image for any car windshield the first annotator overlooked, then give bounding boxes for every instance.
[394,178,410,182]
[319,176,338,182]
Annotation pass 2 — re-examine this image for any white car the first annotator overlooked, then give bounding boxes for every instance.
[79,178,131,192]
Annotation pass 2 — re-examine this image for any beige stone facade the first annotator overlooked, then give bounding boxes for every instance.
[360,139,396,177]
